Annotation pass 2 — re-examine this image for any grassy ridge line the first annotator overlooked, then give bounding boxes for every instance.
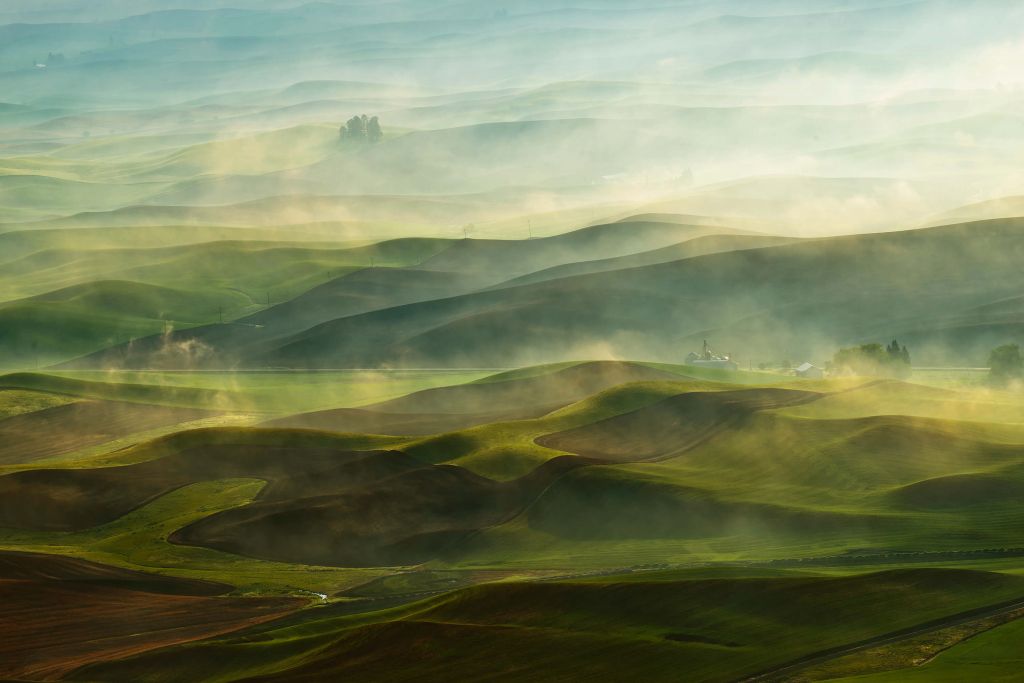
[76,426,406,469]
[0,478,386,595]
[0,372,240,409]
[50,369,494,415]
[0,280,257,366]
[0,388,76,419]
[247,218,1024,370]
[0,236,451,315]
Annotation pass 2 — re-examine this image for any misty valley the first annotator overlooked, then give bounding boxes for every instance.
[2,1,1024,681]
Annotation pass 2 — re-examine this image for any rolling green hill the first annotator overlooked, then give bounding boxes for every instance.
[492,232,796,289]
[0,372,232,408]
[265,361,691,435]
[199,217,1024,370]
[0,224,353,263]
[7,369,1024,572]
[59,219,769,368]
[0,236,459,366]
[4,0,1024,679]
[0,280,250,367]
[67,568,1024,683]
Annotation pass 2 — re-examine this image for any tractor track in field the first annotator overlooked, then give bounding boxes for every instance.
[737,594,1024,682]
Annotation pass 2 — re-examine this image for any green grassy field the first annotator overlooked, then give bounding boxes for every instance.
[828,617,1024,681]
[0,478,384,595]
[64,567,1024,683]
[4,1,1024,677]
[5,365,1024,576]
[47,369,493,413]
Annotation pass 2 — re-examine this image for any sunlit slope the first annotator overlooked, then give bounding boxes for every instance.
[7,372,1024,570]
[0,430,410,532]
[0,551,300,681]
[536,387,820,461]
[0,280,252,367]
[65,219,758,369]
[129,124,342,179]
[0,387,75,420]
[779,379,1024,424]
[0,124,341,209]
[0,174,157,222]
[493,232,796,289]
[0,239,439,302]
[0,399,214,467]
[635,176,958,236]
[245,218,1024,369]
[1,117,696,217]
[0,225,356,263]
[266,361,690,434]
[931,195,1024,226]
[0,372,238,466]
[0,238,455,366]
[0,372,232,408]
[827,612,1024,682]
[0,191,586,236]
[69,568,1024,683]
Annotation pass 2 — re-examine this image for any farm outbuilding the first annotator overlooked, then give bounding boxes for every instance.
[795,362,824,379]
[685,340,739,371]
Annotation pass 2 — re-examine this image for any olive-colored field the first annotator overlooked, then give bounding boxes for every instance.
[64,568,1024,683]
[2,361,1024,679]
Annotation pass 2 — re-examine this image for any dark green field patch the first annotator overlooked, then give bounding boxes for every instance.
[70,569,1024,683]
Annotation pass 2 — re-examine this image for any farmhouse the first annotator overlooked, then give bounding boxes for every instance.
[686,340,738,371]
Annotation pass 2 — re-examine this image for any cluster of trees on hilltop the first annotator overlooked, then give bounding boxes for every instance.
[339,115,382,143]
[831,339,911,378]
[832,340,1024,386]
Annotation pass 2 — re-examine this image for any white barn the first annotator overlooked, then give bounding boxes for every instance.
[795,362,824,379]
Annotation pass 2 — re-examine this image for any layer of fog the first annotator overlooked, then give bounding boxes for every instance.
[0,0,1021,238]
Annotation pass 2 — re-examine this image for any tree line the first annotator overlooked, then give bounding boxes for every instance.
[830,339,1024,387]
[831,339,911,378]
[339,115,383,143]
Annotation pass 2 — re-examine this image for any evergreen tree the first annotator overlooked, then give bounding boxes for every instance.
[834,340,910,377]
[367,116,383,143]
[339,115,384,143]
[345,115,367,141]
